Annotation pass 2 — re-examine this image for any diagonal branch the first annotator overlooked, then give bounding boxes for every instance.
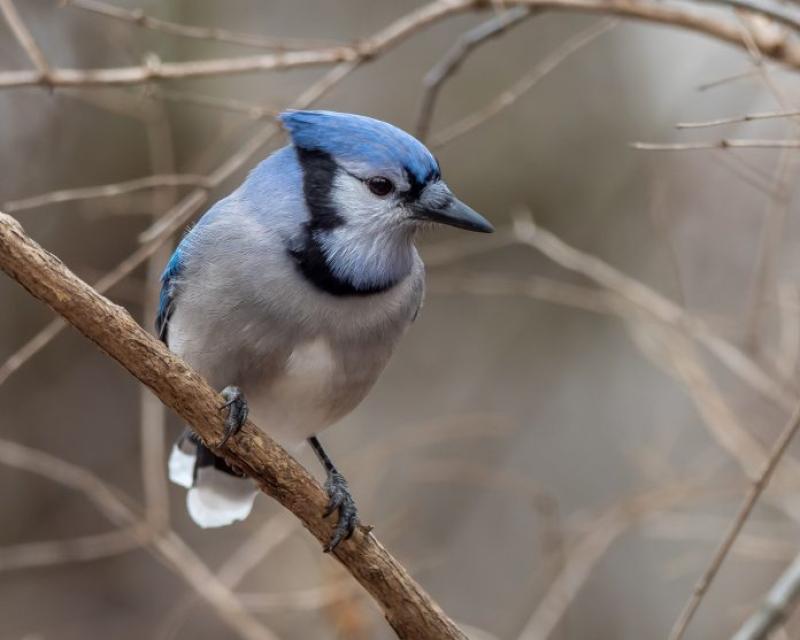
[3,174,211,213]
[0,0,51,81]
[668,402,800,640]
[0,61,356,386]
[0,210,467,640]
[733,552,800,640]
[430,18,616,148]
[415,5,535,141]
[511,212,798,412]
[4,0,800,89]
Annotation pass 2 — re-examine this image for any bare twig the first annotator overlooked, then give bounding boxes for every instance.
[0,0,467,89]
[0,438,278,640]
[3,174,211,213]
[742,149,797,354]
[430,19,616,148]
[4,0,800,89]
[0,0,50,81]
[415,6,534,141]
[511,212,798,413]
[428,272,627,316]
[776,283,800,381]
[0,189,210,386]
[733,553,800,640]
[64,0,343,51]
[139,99,176,532]
[632,139,800,150]
[677,108,800,129]
[517,484,695,640]
[697,67,762,91]
[0,527,147,572]
[0,210,468,640]
[668,402,800,640]
[703,0,800,33]
[157,514,297,639]
[150,88,279,120]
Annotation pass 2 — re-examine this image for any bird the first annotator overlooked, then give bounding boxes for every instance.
[159,110,493,551]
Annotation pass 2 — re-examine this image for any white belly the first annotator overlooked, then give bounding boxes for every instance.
[242,337,388,448]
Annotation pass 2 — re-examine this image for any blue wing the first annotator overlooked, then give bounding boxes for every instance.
[156,246,184,344]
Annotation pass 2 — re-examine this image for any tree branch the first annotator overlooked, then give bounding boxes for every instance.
[415,5,535,141]
[732,552,800,640]
[3,0,800,89]
[0,0,51,82]
[0,210,467,640]
[668,402,800,640]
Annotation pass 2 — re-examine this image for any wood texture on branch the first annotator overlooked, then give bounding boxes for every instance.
[4,0,800,89]
[0,211,467,640]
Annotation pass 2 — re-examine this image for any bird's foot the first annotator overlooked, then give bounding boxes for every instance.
[219,386,248,447]
[323,470,359,552]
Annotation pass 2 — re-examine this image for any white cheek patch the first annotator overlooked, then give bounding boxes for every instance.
[331,173,394,225]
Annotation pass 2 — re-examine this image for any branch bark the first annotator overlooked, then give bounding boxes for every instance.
[0,210,467,640]
[4,0,800,89]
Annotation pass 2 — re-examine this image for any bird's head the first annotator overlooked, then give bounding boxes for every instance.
[279,110,494,236]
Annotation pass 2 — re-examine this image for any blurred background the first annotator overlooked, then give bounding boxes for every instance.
[3,1,800,638]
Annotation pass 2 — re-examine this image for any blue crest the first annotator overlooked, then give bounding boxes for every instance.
[279,110,439,184]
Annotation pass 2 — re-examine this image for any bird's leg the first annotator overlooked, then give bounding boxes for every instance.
[308,435,359,552]
[219,385,248,447]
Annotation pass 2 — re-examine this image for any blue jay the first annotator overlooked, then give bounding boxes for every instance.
[160,110,493,551]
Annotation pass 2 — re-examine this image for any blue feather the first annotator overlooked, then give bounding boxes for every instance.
[280,110,439,184]
[156,246,184,343]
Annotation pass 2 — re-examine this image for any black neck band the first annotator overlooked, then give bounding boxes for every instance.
[289,147,395,297]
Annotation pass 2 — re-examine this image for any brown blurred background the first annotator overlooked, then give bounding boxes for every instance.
[3,1,800,639]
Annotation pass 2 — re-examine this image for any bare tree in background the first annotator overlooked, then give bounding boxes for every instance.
[6,1,800,638]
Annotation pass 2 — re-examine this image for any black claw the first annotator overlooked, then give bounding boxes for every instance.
[219,385,248,447]
[322,471,359,552]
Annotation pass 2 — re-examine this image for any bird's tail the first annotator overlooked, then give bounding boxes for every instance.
[168,429,258,528]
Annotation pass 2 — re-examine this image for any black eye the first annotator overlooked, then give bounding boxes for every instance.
[366,176,394,197]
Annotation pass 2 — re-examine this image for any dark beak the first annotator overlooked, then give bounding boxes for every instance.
[414,196,495,233]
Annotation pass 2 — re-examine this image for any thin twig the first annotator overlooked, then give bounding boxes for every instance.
[742,149,797,354]
[703,0,800,33]
[64,0,344,51]
[4,0,800,88]
[0,438,278,640]
[3,174,211,213]
[430,19,617,148]
[157,514,297,639]
[775,283,800,381]
[668,402,800,640]
[630,325,800,524]
[139,98,176,532]
[511,211,798,413]
[0,527,147,572]
[415,5,534,141]
[517,484,696,640]
[0,0,51,81]
[150,88,279,120]
[0,189,210,386]
[632,139,800,150]
[733,553,800,640]
[697,67,761,91]
[0,0,470,89]
[677,108,800,129]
